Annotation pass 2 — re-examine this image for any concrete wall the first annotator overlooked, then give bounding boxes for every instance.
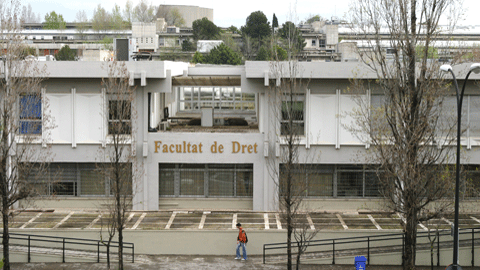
[9,229,480,266]
[159,5,213,28]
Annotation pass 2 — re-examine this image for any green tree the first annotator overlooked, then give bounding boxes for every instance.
[192,17,221,40]
[227,25,240,34]
[255,45,287,61]
[192,51,204,63]
[305,14,322,24]
[272,45,287,61]
[181,39,196,52]
[204,43,242,65]
[272,13,279,29]
[279,21,306,57]
[241,11,271,40]
[92,4,111,34]
[111,4,126,30]
[256,46,269,61]
[55,45,76,61]
[43,11,66,30]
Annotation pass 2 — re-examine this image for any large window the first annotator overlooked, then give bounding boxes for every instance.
[280,164,380,198]
[178,86,255,112]
[108,99,131,135]
[280,165,333,197]
[19,93,42,134]
[25,163,132,196]
[159,163,253,198]
[464,165,480,198]
[281,95,305,136]
[337,165,380,197]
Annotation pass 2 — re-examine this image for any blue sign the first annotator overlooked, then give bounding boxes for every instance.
[354,256,367,270]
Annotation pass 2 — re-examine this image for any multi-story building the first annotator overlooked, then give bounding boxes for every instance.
[19,61,480,212]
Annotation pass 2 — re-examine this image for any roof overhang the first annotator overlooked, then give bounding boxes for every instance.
[172,76,241,86]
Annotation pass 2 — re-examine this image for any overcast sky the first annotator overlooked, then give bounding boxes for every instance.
[23,0,480,28]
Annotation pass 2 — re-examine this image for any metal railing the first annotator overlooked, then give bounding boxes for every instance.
[1,232,134,263]
[263,227,480,265]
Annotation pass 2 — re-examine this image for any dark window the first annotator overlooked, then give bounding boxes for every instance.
[281,99,305,136]
[108,100,132,135]
[19,94,42,134]
[279,165,334,197]
[159,163,253,198]
[24,163,132,197]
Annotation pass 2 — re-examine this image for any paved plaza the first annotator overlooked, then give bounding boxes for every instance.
[8,210,480,231]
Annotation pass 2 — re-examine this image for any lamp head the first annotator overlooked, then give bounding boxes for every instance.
[440,64,452,73]
[469,63,480,74]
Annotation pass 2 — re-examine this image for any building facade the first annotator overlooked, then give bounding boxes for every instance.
[24,61,480,212]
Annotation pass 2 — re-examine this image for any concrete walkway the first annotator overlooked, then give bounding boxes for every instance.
[9,255,480,270]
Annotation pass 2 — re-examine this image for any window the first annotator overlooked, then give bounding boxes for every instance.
[386,48,397,54]
[337,165,380,197]
[281,95,305,136]
[108,99,131,135]
[25,163,132,196]
[19,93,42,134]
[178,86,254,112]
[311,40,316,46]
[159,163,253,198]
[280,164,380,198]
[280,164,334,197]
[464,165,480,198]
[319,39,326,47]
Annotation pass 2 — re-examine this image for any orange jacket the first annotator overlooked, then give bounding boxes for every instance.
[237,227,247,243]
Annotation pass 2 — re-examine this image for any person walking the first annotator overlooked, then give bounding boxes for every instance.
[235,222,247,261]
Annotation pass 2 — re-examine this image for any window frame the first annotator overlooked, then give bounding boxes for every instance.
[19,93,42,135]
[159,163,254,198]
[281,94,305,136]
[108,97,132,135]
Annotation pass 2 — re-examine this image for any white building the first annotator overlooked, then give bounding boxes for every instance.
[22,61,480,212]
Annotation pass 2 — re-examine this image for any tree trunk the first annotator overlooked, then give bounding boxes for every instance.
[117,188,124,270]
[106,244,110,269]
[295,242,301,270]
[118,226,123,270]
[2,207,10,270]
[287,210,292,270]
[403,209,418,270]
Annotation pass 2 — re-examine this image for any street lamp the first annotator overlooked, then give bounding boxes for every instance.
[440,63,480,270]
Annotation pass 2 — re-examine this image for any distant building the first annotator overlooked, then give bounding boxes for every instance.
[158,5,213,28]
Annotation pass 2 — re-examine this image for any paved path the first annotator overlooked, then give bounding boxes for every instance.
[9,256,480,270]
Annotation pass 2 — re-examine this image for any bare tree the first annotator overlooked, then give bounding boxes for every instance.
[265,7,323,270]
[347,0,464,268]
[92,4,111,38]
[268,34,320,270]
[133,0,156,23]
[75,10,89,40]
[293,214,319,270]
[97,61,138,270]
[156,6,185,27]
[20,4,40,24]
[0,0,51,269]
[123,0,134,25]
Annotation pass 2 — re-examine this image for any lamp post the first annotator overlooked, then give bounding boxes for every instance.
[440,63,480,270]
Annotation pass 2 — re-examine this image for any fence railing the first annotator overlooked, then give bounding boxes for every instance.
[263,227,480,265]
[0,232,134,263]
